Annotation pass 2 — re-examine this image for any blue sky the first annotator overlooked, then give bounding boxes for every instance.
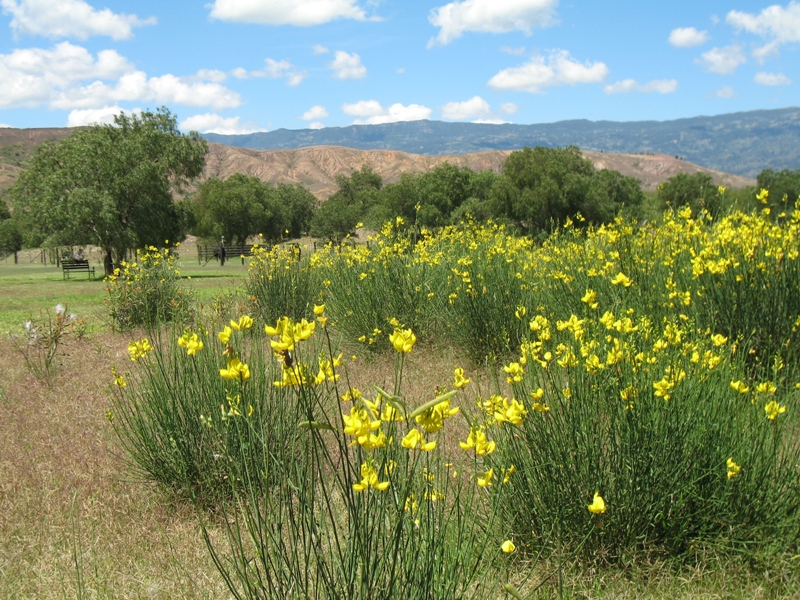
[0,0,798,134]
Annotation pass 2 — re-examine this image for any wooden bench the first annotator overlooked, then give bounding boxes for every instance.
[62,259,96,280]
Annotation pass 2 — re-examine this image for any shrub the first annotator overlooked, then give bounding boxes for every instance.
[104,245,194,331]
[481,305,800,561]
[245,243,321,324]
[111,308,529,597]
[107,316,301,505]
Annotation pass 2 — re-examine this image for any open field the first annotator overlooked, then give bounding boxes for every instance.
[2,215,800,598]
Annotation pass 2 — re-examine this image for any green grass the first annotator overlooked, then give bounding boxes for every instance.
[0,252,253,332]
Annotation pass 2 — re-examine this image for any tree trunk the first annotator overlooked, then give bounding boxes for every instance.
[104,247,114,277]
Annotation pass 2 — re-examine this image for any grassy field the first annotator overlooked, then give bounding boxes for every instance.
[2,220,799,598]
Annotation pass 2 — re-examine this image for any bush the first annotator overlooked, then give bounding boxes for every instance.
[245,243,321,324]
[104,245,194,331]
[108,316,301,504]
[112,309,528,597]
[481,307,800,561]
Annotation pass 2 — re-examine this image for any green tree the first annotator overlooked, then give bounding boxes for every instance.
[0,200,23,255]
[190,174,272,245]
[379,164,500,228]
[489,146,640,233]
[10,108,207,275]
[657,172,717,215]
[310,166,382,242]
[274,183,315,238]
[756,168,800,211]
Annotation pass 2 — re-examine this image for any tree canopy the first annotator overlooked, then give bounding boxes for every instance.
[657,172,718,216]
[756,168,800,211]
[310,166,382,242]
[188,175,314,245]
[10,108,207,274]
[488,146,643,233]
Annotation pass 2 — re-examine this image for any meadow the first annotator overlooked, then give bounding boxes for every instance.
[2,208,800,598]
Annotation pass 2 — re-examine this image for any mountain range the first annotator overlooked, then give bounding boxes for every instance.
[203,106,800,179]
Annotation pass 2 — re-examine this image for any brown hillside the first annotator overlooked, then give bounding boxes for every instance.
[0,127,755,199]
[200,144,755,199]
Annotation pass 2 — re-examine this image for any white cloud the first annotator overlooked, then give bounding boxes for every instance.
[442,95,491,120]
[500,45,526,56]
[0,42,242,110]
[604,78,678,94]
[754,71,791,85]
[500,102,518,114]
[230,58,307,86]
[66,105,140,127]
[0,122,13,127]
[313,44,330,54]
[308,121,325,129]
[342,100,431,124]
[330,50,366,79]
[712,85,735,98]
[192,69,228,83]
[488,50,608,93]
[0,42,132,107]
[668,27,709,48]
[209,0,371,26]
[728,3,800,62]
[1,0,156,40]
[727,2,800,44]
[696,45,746,74]
[752,41,781,63]
[428,0,558,46]
[179,113,260,135]
[301,105,329,120]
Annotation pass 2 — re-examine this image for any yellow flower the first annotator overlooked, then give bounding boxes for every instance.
[730,380,750,394]
[111,366,126,387]
[755,382,777,395]
[401,427,436,451]
[218,326,233,344]
[765,400,786,420]
[453,367,471,389]
[230,315,253,330]
[459,425,496,455]
[415,398,459,433]
[342,406,381,447]
[756,188,769,204]
[477,468,494,487]
[502,465,516,484]
[503,361,524,383]
[313,304,325,315]
[726,458,741,480]
[588,493,606,514]
[610,272,632,287]
[711,333,728,347]
[220,357,251,381]
[389,327,417,353]
[581,289,599,309]
[178,332,204,356]
[501,540,516,554]
[128,338,153,361]
[493,397,527,426]
[352,462,390,493]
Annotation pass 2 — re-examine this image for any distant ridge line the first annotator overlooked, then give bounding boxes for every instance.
[201,107,800,178]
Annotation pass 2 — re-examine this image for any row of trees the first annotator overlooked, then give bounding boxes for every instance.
[310,146,647,241]
[4,108,799,270]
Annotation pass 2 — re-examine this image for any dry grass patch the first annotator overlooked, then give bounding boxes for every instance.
[0,332,227,599]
